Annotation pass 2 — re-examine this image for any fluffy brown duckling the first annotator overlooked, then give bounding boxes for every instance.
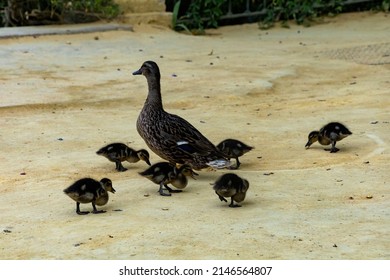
[212,173,249,207]
[305,122,352,153]
[63,178,115,215]
[139,162,198,196]
[216,139,254,169]
[96,142,151,171]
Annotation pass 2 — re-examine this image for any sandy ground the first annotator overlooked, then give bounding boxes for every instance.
[0,12,389,260]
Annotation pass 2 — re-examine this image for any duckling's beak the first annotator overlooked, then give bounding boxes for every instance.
[111,187,116,194]
[145,158,151,166]
[132,68,142,75]
[305,141,312,149]
[190,170,199,180]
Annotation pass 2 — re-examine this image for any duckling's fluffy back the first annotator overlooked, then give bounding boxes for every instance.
[213,173,249,195]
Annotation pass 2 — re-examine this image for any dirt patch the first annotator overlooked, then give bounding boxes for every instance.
[0,12,389,260]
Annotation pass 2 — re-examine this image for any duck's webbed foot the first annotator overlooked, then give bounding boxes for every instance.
[115,161,128,172]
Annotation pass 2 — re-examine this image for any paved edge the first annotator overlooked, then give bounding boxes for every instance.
[0,23,134,39]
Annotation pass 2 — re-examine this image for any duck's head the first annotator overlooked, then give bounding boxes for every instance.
[100,178,116,193]
[305,131,319,149]
[177,164,199,179]
[137,149,151,166]
[133,61,160,79]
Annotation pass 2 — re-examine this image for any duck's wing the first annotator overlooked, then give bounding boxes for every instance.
[159,112,223,157]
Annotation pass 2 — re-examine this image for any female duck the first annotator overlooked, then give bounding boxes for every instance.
[216,138,254,169]
[133,61,230,170]
[97,142,151,172]
[63,178,115,215]
[212,173,249,207]
[305,122,352,153]
[139,162,198,196]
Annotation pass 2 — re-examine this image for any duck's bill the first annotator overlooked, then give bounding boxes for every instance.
[305,142,311,149]
[132,69,142,75]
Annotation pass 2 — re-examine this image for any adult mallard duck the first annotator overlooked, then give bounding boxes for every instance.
[139,162,198,196]
[305,122,352,153]
[212,173,249,207]
[96,142,151,172]
[132,61,230,170]
[63,178,115,215]
[216,138,254,169]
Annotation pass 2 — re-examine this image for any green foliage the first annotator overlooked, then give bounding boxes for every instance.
[1,0,120,27]
[172,0,191,32]
[173,0,225,34]
[259,0,390,29]
[68,0,120,18]
[381,0,389,12]
[259,0,344,29]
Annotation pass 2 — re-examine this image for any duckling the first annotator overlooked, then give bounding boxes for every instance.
[212,173,249,207]
[170,164,199,190]
[133,61,230,170]
[63,178,115,215]
[139,162,198,196]
[96,143,151,172]
[216,139,254,169]
[305,122,352,153]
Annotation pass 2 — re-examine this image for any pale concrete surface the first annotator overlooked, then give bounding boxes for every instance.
[0,12,389,260]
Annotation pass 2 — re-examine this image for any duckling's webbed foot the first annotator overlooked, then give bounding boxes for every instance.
[326,142,339,153]
[158,184,172,196]
[115,161,128,172]
[91,203,106,214]
[92,210,106,214]
[228,158,240,170]
[165,185,182,193]
[76,203,89,215]
[229,204,241,208]
[229,199,241,208]
[216,192,227,203]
